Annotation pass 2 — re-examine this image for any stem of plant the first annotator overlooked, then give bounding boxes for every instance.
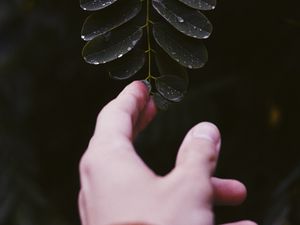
[145,0,155,81]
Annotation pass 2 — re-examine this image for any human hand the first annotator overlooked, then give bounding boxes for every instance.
[78,81,257,225]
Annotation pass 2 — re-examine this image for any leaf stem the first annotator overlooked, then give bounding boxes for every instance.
[145,0,152,80]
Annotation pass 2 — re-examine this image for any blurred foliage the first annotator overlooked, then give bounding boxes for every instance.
[263,165,300,225]
[0,0,300,225]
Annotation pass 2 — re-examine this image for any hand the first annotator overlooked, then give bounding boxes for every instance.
[78,81,257,225]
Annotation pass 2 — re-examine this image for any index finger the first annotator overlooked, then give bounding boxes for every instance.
[93,81,155,144]
[79,81,157,193]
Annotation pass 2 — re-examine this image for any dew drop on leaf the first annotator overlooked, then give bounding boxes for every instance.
[153,0,213,39]
[177,0,217,11]
[82,25,142,65]
[81,0,142,41]
[80,0,118,11]
[155,75,187,102]
[107,49,145,80]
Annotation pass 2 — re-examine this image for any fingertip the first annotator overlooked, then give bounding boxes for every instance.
[116,81,151,115]
[233,180,247,203]
[225,179,248,202]
[118,80,150,99]
[174,122,222,180]
[94,81,152,141]
[212,178,247,206]
[191,122,221,152]
[140,79,152,93]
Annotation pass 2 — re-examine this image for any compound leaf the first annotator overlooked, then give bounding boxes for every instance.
[80,0,216,106]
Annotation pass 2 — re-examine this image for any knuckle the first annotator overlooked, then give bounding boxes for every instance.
[175,167,214,198]
[199,179,214,199]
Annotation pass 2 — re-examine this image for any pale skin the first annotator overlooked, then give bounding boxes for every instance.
[78,81,258,225]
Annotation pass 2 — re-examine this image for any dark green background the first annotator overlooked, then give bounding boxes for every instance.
[0,0,300,224]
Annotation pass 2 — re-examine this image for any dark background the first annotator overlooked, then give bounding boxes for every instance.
[0,0,300,224]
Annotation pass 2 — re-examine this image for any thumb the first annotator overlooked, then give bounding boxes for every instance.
[174,122,221,180]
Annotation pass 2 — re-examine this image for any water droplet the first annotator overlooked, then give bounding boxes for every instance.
[118,53,123,58]
[177,16,184,23]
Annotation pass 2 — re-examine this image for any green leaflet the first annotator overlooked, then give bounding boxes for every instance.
[153,22,208,69]
[81,0,142,41]
[108,49,145,80]
[152,0,212,39]
[82,25,143,65]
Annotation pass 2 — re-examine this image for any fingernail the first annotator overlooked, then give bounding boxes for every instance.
[140,79,152,94]
[192,122,221,152]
